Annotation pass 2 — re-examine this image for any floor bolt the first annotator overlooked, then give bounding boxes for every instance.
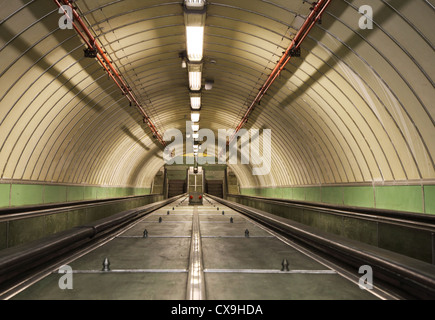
[281,259,289,272]
[102,258,111,272]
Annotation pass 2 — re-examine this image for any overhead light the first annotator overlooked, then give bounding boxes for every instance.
[192,124,199,132]
[188,63,202,90]
[186,26,204,62]
[189,71,201,90]
[185,0,205,10]
[191,112,200,122]
[190,92,201,110]
[184,2,206,62]
[193,133,199,139]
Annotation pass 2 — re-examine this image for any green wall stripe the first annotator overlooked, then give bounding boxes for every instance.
[240,184,433,214]
[0,183,153,208]
[45,185,67,204]
[375,186,423,213]
[0,184,10,207]
[424,186,435,215]
[321,186,343,205]
[11,184,44,207]
[343,186,374,208]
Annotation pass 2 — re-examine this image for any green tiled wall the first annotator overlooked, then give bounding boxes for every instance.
[321,186,343,205]
[11,184,44,207]
[343,186,374,208]
[0,184,10,207]
[305,187,321,202]
[375,186,423,213]
[45,185,67,204]
[240,184,434,214]
[424,186,435,214]
[0,183,152,208]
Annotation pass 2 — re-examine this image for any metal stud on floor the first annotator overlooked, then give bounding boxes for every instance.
[102,258,111,272]
[245,229,249,237]
[217,207,219,210]
[222,211,225,215]
[167,210,170,215]
[281,259,289,272]
[143,229,148,238]
[159,217,162,223]
[230,217,233,223]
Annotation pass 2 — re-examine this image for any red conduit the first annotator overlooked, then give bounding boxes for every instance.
[228,0,332,145]
[55,0,166,146]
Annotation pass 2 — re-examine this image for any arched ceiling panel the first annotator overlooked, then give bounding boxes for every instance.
[0,0,433,190]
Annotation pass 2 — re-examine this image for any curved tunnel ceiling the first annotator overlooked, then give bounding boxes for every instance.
[0,0,434,189]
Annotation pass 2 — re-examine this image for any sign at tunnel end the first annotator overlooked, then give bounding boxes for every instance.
[163,122,272,176]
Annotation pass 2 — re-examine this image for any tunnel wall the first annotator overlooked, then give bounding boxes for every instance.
[0,182,152,209]
[240,184,435,214]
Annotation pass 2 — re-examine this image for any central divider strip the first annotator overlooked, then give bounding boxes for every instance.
[186,205,206,300]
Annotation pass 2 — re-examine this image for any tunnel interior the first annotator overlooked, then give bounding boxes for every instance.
[0,0,434,276]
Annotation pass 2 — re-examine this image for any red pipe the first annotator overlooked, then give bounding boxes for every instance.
[55,0,166,146]
[228,0,332,144]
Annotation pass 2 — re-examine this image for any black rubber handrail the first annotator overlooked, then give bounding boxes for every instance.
[207,194,435,300]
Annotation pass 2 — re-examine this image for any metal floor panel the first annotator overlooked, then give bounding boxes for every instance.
[13,273,188,300]
[120,221,192,238]
[204,273,378,300]
[68,238,191,270]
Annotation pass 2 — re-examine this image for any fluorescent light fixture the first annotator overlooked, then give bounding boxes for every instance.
[188,63,202,90]
[190,96,201,109]
[192,124,199,132]
[186,26,204,62]
[185,0,205,9]
[193,133,199,139]
[190,92,201,110]
[191,112,200,122]
[189,71,202,90]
